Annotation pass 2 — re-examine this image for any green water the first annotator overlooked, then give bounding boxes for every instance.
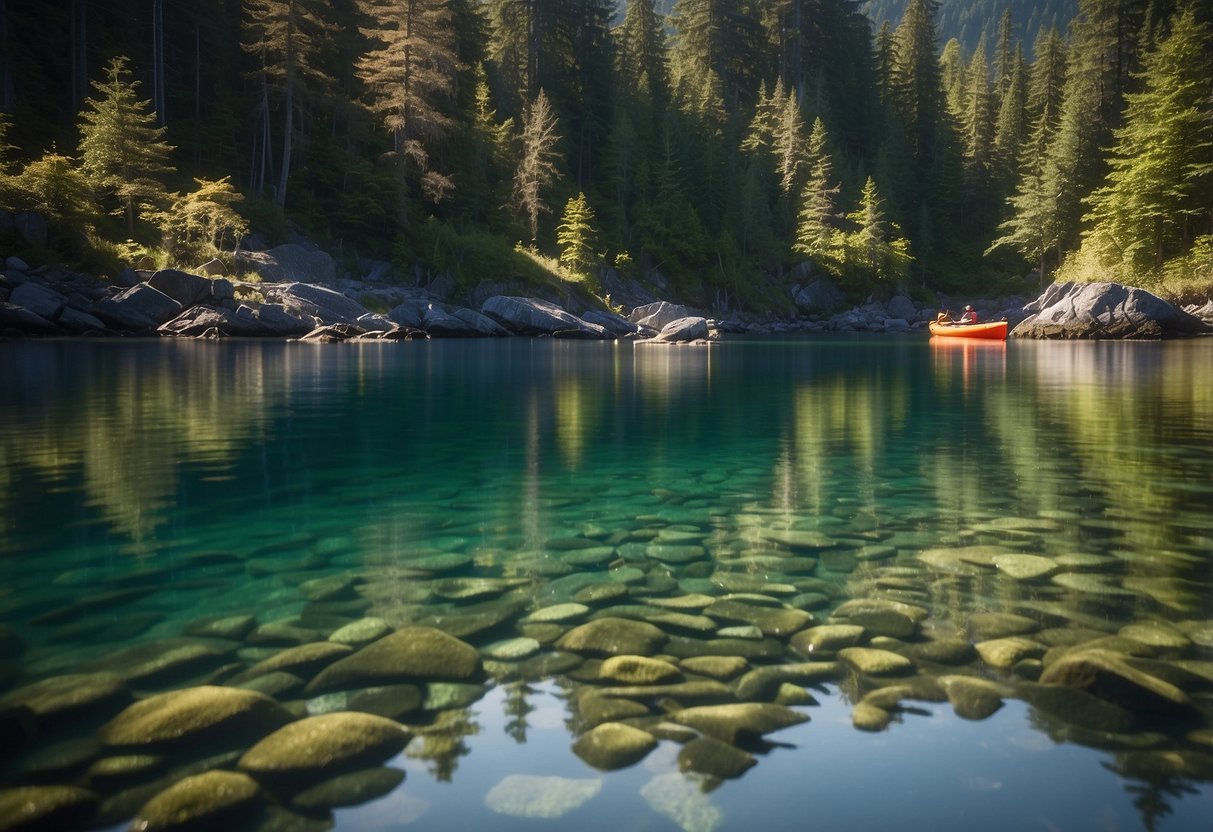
[1,336,1211,831]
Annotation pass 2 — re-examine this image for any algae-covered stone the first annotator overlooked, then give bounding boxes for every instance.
[831,598,925,638]
[670,702,808,744]
[577,690,652,726]
[555,617,668,657]
[525,603,591,623]
[790,625,864,658]
[305,627,481,694]
[481,638,541,661]
[839,647,914,676]
[484,774,602,819]
[184,615,256,641]
[237,642,353,682]
[851,701,891,731]
[974,637,1045,669]
[1018,683,1136,733]
[640,772,723,832]
[409,553,473,573]
[291,766,404,810]
[1038,649,1197,718]
[572,583,630,605]
[967,612,1039,641]
[679,656,748,680]
[423,682,487,710]
[940,676,1004,720]
[598,655,682,685]
[703,600,814,637]
[84,754,164,789]
[572,722,657,770]
[0,785,98,832]
[99,686,292,749]
[91,639,229,686]
[1118,623,1191,654]
[992,554,1059,581]
[328,618,393,647]
[906,637,976,666]
[0,672,130,721]
[236,671,305,700]
[239,712,409,788]
[764,530,836,550]
[678,735,756,778]
[131,770,260,831]
[733,663,839,700]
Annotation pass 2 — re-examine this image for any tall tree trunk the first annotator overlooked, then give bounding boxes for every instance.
[279,77,293,208]
[152,0,165,124]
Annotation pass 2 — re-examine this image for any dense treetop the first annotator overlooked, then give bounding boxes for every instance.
[0,0,1209,309]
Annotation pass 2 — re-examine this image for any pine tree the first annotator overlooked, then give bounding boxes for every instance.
[243,0,333,208]
[358,0,461,204]
[793,116,841,263]
[846,176,911,282]
[1083,6,1213,273]
[992,7,1014,99]
[78,56,175,236]
[513,89,562,243]
[773,85,805,198]
[669,0,764,114]
[962,37,993,192]
[616,0,667,108]
[557,191,599,272]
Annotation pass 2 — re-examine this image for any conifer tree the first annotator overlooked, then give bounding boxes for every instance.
[846,176,911,282]
[1083,6,1213,273]
[616,0,668,108]
[358,0,460,204]
[991,47,1027,193]
[962,37,993,191]
[513,89,562,243]
[557,191,599,272]
[773,86,805,198]
[78,56,175,236]
[793,116,841,263]
[243,0,333,208]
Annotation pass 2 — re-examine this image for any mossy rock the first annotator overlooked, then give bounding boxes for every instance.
[974,637,1045,669]
[90,639,229,686]
[236,642,353,683]
[328,618,393,647]
[1018,682,1137,733]
[733,662,840,700]
[940,675,1005,720]
[238,712,409,790]
[789,625,864,658]
[703,600,814,637]
[905,637,977,666]
[291,766,405,810]
[594,680,736,706]
[305,627,481,694]
[670,702,808,744]
[967,612,1040,641]
[1038,649,1197,719]
[679,656,748,680]
[236,671,305,700]
[480,638,541,661]
[183,615,256,641]
[598,655,682,685]
[423,682,488,710]
[677,735,756,779]
[577,690,652,726]
[131,770,261,831]
[571,722,657,770]
[0,672,130,721]
[83,754,164,789]
[851,702,891,731]
[991,554,1059,581]
[99,686,293,750]
[0,785,98,832]
[555,617,668,657]
[838,647,915,676]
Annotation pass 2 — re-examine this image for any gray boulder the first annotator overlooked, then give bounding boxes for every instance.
[10,282,65,320]
[629,301,688,330]
[883,318,910,332]
[482,296,607,338]
[147,269,214,308]
[0,302,59,334]
[277,282,368,325]
[886,295,917,321]
[160,306,242,337]
[4,256,30,272]
[93,284,183,332]
[237,243,337,284]
[581,309,640,337]
[197,258,229,276]
[388,298,428,329]
[1012,281,1210,339]
[792,277,845,314]
[356,313,396,332]
[211,278,235,303]
[57,306,107,333]
[654,316,709,342]
[235,303,313,337]
[452,307,510,336]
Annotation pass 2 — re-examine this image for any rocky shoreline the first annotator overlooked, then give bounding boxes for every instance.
[2,249,1212,342]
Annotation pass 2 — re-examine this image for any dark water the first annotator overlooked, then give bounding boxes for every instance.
[1,336,1211,831]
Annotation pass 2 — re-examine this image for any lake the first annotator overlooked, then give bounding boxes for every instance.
[1,335,1211,831]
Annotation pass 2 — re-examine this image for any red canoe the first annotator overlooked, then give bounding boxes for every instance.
[929,320,1008,340]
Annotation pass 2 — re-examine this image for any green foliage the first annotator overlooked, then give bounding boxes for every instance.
[557,192,599,273]
[78,56,176,238]
[840,176,913,284]
[11,152,99,231]
[793,117,842,265]
[159,177,250,264]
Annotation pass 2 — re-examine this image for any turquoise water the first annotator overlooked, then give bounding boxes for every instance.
[1,335,1211,830]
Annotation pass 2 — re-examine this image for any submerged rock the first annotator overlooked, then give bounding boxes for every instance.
[238,712,409,789]
[669,702,808,744]
[571,722,657,770]
[678,735,756,779]
[838,647,915,676]
[598,655,682,685]
[640,772,723,832]
[555,617,668,657]
[484,774,602,819]
[1038,649,1198,719]
[290,766,405,810]
[305,627,481,694]
[940,676,1005,720]
[99,686,293,750]
[131,770,260,831]
[0,785,98,832]
[0,672,130,722]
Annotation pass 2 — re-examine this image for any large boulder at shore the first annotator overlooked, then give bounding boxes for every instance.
[0,301,59,334]
[581,308,641,337]
[93,284,183,332]
[481,296,607,338]
[652,316,709,343]
[236,303,313,336]
[423,305,509,337]
[629,301,688,330]
[791,277,845,314]
[236,244,337,284]
[147,269,215,308]
[1012,281,1210,339]
[275,282,369,325]
[9,281,65,320]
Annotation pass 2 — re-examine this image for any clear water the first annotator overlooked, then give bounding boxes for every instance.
[1,335,1211,831]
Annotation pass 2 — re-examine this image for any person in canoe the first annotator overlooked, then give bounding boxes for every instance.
[934,305,979,326]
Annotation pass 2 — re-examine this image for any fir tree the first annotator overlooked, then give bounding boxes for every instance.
[1083,6,1213,273]
[615,0,668,108]
[557,191,599,272]
[513,89,562,243]
[793,116,841,263]
[78,56,175,236]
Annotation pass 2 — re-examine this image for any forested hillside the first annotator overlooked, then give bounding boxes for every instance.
[863,0,1077,55]
[0,0,1210,311]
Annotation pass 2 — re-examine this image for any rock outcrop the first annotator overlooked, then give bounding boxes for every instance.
[1011,281,1210,339]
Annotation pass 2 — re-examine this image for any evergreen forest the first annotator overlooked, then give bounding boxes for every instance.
[0,0,1210,311]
